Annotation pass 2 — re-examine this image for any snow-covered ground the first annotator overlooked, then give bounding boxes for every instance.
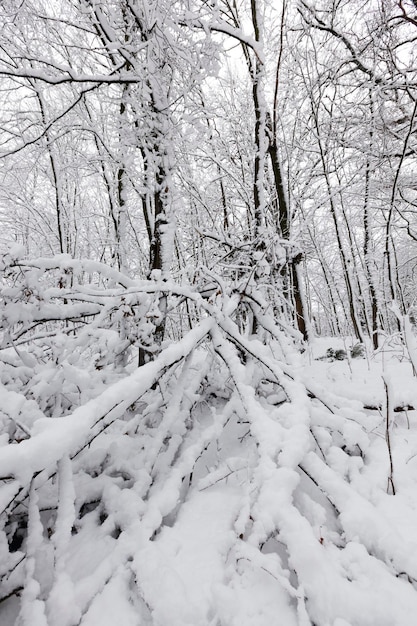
[2,329,417,626]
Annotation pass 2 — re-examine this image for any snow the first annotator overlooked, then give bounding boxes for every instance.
[1,0,417,620]
[136,488,241,626]
[3,306,417,625]
[80,568,142,626]
[0,318,213,487]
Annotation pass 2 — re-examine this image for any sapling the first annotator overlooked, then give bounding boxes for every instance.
[382,374,396,495]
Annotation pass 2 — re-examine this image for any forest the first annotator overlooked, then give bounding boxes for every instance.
[1,0,417,624]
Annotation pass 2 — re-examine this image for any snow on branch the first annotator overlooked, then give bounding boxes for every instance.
[0,318,212,488]
[1,255,417,623]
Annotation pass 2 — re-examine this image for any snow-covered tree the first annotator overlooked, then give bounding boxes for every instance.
[2,2,417,625]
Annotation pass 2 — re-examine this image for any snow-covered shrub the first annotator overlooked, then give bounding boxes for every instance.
[325,347,347,361]
[350,343,365,359]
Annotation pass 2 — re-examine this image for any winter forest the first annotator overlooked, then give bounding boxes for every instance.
[2,0,417,624]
